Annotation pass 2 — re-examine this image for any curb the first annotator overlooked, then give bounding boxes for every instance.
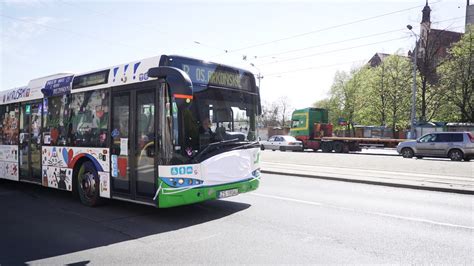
[300,150,400,157]
[348,152,400,157]
[261,170,474,195]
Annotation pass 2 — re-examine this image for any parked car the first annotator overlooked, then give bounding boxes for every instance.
[397,132,474,161]
[260,135,303,151]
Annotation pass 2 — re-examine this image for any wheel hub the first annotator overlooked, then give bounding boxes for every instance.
[452,152,461,160]
[81,172,96,199]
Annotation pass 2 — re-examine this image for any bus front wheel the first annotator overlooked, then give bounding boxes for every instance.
[77,161,102,207]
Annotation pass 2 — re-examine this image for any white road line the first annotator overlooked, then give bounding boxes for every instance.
[191,233,220,243]
[249,192,474,230]
[250,193,322,206]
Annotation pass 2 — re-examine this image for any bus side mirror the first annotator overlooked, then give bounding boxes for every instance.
[148,66,193,107]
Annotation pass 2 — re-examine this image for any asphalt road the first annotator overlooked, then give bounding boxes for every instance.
[1,172,472,264]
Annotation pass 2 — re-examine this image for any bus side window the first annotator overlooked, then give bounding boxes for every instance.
[69,90,109,147]
[2,105,20,145]
[0,105,6,144]
[44,95,69,146]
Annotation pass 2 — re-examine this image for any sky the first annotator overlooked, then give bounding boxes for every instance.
[0,0,470,110]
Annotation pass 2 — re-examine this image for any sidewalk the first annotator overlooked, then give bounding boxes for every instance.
[261,161,474,195]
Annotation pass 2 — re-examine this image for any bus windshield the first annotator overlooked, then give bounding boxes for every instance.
[163,56,260,163]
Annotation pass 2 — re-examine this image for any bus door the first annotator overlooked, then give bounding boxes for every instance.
[19,101,42,182]
[110,87,156,201]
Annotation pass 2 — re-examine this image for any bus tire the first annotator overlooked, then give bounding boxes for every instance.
[77,161,102,207]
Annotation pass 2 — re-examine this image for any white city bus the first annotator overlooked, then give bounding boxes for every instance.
[0,55,262,208]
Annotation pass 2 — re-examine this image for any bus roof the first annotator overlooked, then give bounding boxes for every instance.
[0,54,255,105]
[0,56,162,105]
[166,54,253,74]
[70,55,161,93]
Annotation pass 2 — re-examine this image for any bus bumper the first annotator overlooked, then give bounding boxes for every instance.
[157,178,260,208]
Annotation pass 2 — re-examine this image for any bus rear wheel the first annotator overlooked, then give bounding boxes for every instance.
[77,161,102,207]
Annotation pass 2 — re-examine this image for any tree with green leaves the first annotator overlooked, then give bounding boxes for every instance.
[437,26,474,122]
[415,28,461,122]
[381,54,413,131]
[325,68,366,136]
[315,54,413,132]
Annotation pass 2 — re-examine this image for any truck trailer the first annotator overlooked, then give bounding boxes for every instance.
[289,108,406,153]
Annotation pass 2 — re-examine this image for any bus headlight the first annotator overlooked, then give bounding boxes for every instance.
[252,169,261,178]
[160,177,203,188]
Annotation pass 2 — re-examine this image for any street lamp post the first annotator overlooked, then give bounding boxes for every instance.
[407,24,418,139]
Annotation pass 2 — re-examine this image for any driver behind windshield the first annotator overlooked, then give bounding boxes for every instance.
[199,117,215,148]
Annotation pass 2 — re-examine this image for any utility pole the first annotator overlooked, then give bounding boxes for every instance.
[407,25,418,139]
[250,63,263,89]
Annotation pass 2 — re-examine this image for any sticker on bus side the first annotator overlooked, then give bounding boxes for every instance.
[111,155,118,177]
[99,171,110,198]
[43,166,73,191]
[42,146,110,172]
[0,161,19,181]
[0,145,19,181]
[159,164,201,179]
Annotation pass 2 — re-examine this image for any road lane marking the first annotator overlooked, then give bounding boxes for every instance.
[250,193,474,230]
[191,233,220,243]
[250,193,322,206]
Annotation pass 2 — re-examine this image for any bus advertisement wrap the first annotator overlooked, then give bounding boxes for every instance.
[0,54,261,208]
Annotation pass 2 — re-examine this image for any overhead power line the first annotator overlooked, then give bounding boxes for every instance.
[213,1,441,58]
[260,36,411,66]
[265,59,366,77]
[264,23,467,77]
[258,28,409,60]
[257,15,469,60]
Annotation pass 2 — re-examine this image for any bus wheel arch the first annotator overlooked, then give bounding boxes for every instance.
[73,159,102,207]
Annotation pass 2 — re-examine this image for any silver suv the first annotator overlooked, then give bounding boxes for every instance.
[397,132,474,161]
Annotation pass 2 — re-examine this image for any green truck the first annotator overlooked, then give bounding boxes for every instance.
[289,108,404,152]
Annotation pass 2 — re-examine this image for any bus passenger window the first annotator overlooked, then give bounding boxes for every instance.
[0,105,19,145]
[44,95,69,146]
[69,90,109,147]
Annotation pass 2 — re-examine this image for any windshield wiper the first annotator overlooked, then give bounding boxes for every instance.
[229,141,260,151]
[193,138,241,162]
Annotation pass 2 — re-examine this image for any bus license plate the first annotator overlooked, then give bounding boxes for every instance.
[218,188,239,198]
